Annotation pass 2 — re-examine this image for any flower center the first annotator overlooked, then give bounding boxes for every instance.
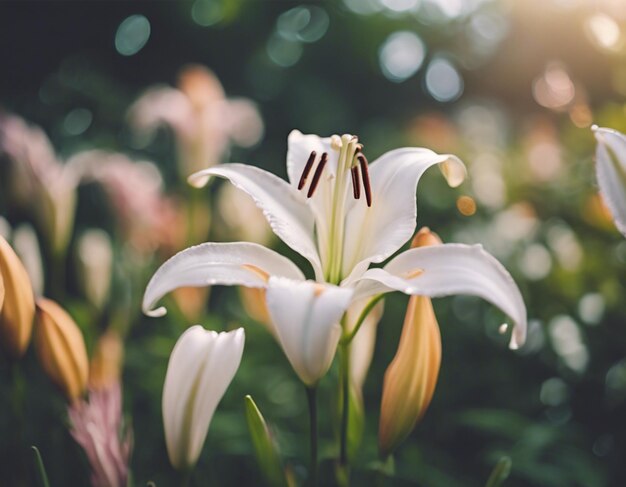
[296,134,372,283]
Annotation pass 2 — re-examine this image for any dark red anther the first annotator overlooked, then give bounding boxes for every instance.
[351,165,361,199]
[307,152,328,198]
[358,154,372,207]
[298,151,317,190]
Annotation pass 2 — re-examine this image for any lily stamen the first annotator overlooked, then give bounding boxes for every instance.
[307,152,328,198]
[351,166,361,199]
[357,154,372,207]
[298,151,317,190]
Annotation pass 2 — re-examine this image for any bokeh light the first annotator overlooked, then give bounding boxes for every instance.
[378,31,426,82]
[456,195,477,216]
[267,33,303,67]
[191,0,223,27]
[115,14,151,56]
[532,62,575,110]
[424,56,464,101]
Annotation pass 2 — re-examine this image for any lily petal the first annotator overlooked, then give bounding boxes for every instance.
[189,163,323,279]
[593,126,626,237]
[341,148,466,284]
[265,277,353,386]
[352,244,526,349]
[143,242,304,317]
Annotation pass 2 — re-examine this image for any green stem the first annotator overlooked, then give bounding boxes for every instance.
[341,294,384,345]
[306,386,318,487]
[8,363,27,486]
[339,342,350,469]
[185,188,199,247]
[180,470,192,487]
[31,447,51,487]
[49,249,66,301]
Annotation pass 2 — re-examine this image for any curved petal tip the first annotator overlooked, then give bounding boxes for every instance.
[146,306,168,318]
[187,171,213,188]
[440,155,467,188]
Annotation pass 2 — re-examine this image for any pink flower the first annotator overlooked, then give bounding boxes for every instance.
[128,65,264,177]
[0,113,78,254]
[69,150,185,253]
[68,384,131,487]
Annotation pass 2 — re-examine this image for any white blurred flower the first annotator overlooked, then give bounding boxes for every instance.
[0,113,78,254]
[12,224,44,296]
[76,229,113,310]
[347,297,384,394]
[592,126,626,237]
[216,182,273,245]
[128,65,264,178]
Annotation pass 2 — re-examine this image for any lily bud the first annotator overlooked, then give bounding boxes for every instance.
[89,329,124,390]
[0,273,4,311]
[163,325,245,470]
[76,229,113,310]
[34,298,89,402]
[0,235,35,358]
[410,226,442,248]
[239,286,272,329]
[13,224,44,297]
[378,228,442,458]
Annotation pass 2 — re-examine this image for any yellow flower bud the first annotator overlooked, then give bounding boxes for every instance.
[34,298,89,402]
[89,329,124,390]
[0,235,35,358]
[378,227,442,458]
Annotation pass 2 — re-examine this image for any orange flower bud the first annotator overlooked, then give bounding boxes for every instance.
[34,298,89,402]
[0,273,4,310]
[89,329,124,390]
[172,286,209,322]
[0,235,35,358]
[379,227,442,458]
[240,286,271,327]
[410,226,442,248]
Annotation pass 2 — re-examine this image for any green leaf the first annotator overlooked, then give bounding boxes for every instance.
[244,395,289,487]
[31,446,51,487]
[485,456,512,487]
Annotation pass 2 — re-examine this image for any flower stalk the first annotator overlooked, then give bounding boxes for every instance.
[306,386,318,487]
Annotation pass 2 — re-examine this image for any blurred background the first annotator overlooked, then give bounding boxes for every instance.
[1,0,626,486]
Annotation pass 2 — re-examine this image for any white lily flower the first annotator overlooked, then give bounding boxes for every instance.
[144,131,527,385]
[592,125,626,238]
[163,325,245,470]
